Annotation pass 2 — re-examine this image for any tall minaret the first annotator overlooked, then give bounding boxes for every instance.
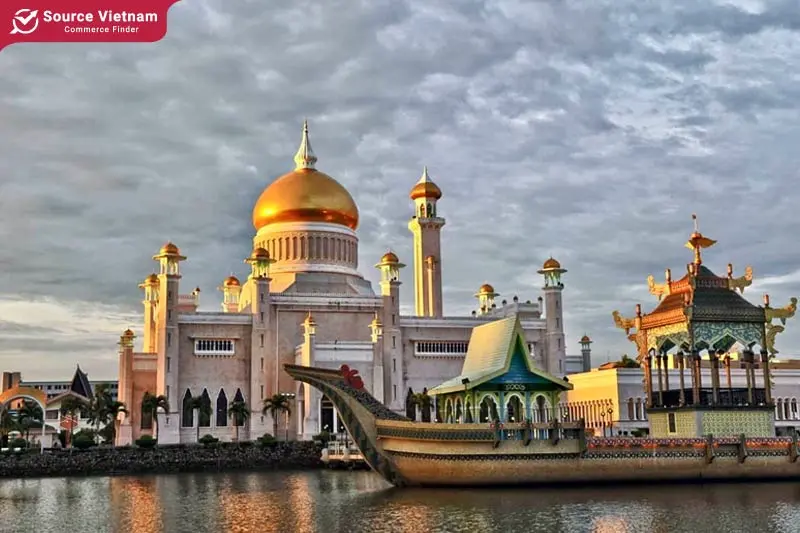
[408,167,445,317]
[153,242,185,442]
[139,274,159,353]
[579,335,593,372]
[245,247,273,439]
[537,257,567,376]
[375,251,405,408]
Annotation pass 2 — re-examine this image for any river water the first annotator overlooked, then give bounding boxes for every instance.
[1,470,799,533]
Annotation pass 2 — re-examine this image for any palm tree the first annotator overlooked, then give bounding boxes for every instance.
[0,407,18,446]
[60,396,87,449]
[141,393,169,442]
[18,401,43,443]
[227,400,250,443]
[188,397,212,443]
[105,400,128,445]
[88,384,114,444]
[262,395,291,440]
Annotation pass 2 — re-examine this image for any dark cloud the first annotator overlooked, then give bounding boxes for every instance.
[1,0,799,379]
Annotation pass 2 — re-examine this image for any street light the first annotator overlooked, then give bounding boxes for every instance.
[280,392,296,442]
[606,406,614,437]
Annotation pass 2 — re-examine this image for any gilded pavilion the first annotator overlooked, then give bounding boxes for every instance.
[612,215,798,438]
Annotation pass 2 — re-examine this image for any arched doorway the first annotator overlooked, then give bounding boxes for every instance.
[0,386,48,453]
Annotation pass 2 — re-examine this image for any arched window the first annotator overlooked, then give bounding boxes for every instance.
[181,389,193,427]
[536,396,547,423]
[627,398,634,421]
[792,399,798,420]
[141,402,153,430]
[198,389,211,427]
[505,395,523,422]
[479,396,499,423]
[216,389,228,427]
[233,388,245,426]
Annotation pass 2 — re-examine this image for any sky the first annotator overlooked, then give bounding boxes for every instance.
[1,0,800,380]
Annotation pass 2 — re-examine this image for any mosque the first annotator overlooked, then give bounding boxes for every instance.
[116,123,591,445]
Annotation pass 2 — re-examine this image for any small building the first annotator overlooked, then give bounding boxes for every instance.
[428,315,572,424]
[611,216,796,438]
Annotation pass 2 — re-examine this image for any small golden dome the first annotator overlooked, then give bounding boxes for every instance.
[381,251,399,264]
[252,122,359,231]
[251,247,270,259]
[223,276,240,287]
[144,274,158,284]
[542,257,561,270]
[159,242,180,255]
[409,166,442,200]
[122,329,135,337]
[479,283,496,294]
[580,335,591,343]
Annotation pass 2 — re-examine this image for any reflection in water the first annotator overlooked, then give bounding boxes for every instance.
[1,472,800,533]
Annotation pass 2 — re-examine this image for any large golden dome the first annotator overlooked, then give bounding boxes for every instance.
[252,122,359,231]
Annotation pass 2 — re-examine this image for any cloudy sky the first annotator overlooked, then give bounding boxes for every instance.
[1,0,800,380]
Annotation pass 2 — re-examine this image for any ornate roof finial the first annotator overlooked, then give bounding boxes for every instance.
[685,213,716,265]
[293,120,317,170]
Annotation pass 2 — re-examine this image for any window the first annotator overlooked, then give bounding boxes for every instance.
[167,357,171,373]
[557,338,562,349]
[260,334,264,347]
[260,312,264,322]
[167,332,171,347]
[141,403,153,429]
[168,310,172,321]
[393,358,396,373]
[392,314,396,325]
[260,358,264,371]
[45,410,58,421]
[392,336,396,348]
[233,389,246,426]
[194,339,235,356]
[181,390,193,427]
[556,318,560,329]
[414,341,469,356]
[216,390,228,427]
[260,292,264,303]
[393,385,397,401]
[668,412,676,433]
[168,290,172,301]
[198,389,212,427]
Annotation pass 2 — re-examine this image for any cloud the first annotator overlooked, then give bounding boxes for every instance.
[1,0,800,379]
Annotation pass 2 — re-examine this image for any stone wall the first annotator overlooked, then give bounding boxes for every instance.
[0,442,323,479]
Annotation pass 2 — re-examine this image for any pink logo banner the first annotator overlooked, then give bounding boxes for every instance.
[1,0,180,52]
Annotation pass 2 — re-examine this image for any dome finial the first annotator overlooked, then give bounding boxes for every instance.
[294,119,317,170]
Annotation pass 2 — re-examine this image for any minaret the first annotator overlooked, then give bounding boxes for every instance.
[369,313,385,404]
[579,335,593,372]
[116,329,135,446]
[375,252,405,407]
[138,274,159,353]
[299,312,317,438]
[218,275,241,313]
[475,284,499,315]
[153,242,186,442]
[407,167,445,317]
[537,257,567,375]
[246,247,274,440]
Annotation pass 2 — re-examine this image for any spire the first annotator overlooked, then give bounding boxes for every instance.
[293,120,317,170]
[684,213,716,265]
[418,166,430,184]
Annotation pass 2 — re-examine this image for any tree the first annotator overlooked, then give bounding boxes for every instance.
[617,355,640,368]
[60,396,87,449]
[18,400,43,443]
[188,397,212,443]
[412,391,432,422]
[262,395,291,440]
[140,393,169,442]
[88,384,126,444]
[0,407,18,446]
[227,400,250,444]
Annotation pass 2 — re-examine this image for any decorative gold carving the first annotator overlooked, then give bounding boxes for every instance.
[765,323,785,355]
[765,297,798,325]
[684,214,717,265]
[728,266,753,294]
[627,330,647,357]
[612,311,636,334]
[647,275,670,301]
[645,322,689,350]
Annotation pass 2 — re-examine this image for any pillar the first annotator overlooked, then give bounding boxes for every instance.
[761,349,772,404]
[677,351,686,406]
[710,351,721,405]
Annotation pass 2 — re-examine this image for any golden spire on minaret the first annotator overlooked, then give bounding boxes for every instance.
[293,119,317,170]
[684,213,716,265]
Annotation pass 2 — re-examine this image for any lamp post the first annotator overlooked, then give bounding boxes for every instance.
[280,392,296,442]
[606,406,614,437]
[600,412,606,437]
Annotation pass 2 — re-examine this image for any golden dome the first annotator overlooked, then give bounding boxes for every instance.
[478,283,496,294]
[409,166,442,200]
[223,275,240,287]
[159,242,180,255]
[144,274,158,284]
[122,329,135,337]
[381,251,399,264]
[252,122,359,231]
[580,335,591,343]
[250,247,270,260]
[542,257,561,270]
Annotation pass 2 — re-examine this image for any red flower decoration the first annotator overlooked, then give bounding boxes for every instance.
[340,365,364,390]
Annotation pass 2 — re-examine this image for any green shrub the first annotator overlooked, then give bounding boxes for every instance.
[135,435,157,449]
[9,438,27,449]
[312,431,331,445]
[631,429,648,438]
[257,434,277,448]
[72,434,95,450]
[199,434,219,447]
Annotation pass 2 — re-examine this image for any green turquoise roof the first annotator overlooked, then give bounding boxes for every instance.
[428,315,572,396]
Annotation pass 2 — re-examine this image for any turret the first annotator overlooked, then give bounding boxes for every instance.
[245,247,274,439]
[116,329,135,446]
[408,167,445,317]
[579,335,592,372]
[537,257,567,375]
[219,275,241,313]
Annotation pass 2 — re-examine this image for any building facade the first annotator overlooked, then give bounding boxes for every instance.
[117,123,590,445]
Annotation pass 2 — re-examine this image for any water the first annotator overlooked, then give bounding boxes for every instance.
[1,470,799,533]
